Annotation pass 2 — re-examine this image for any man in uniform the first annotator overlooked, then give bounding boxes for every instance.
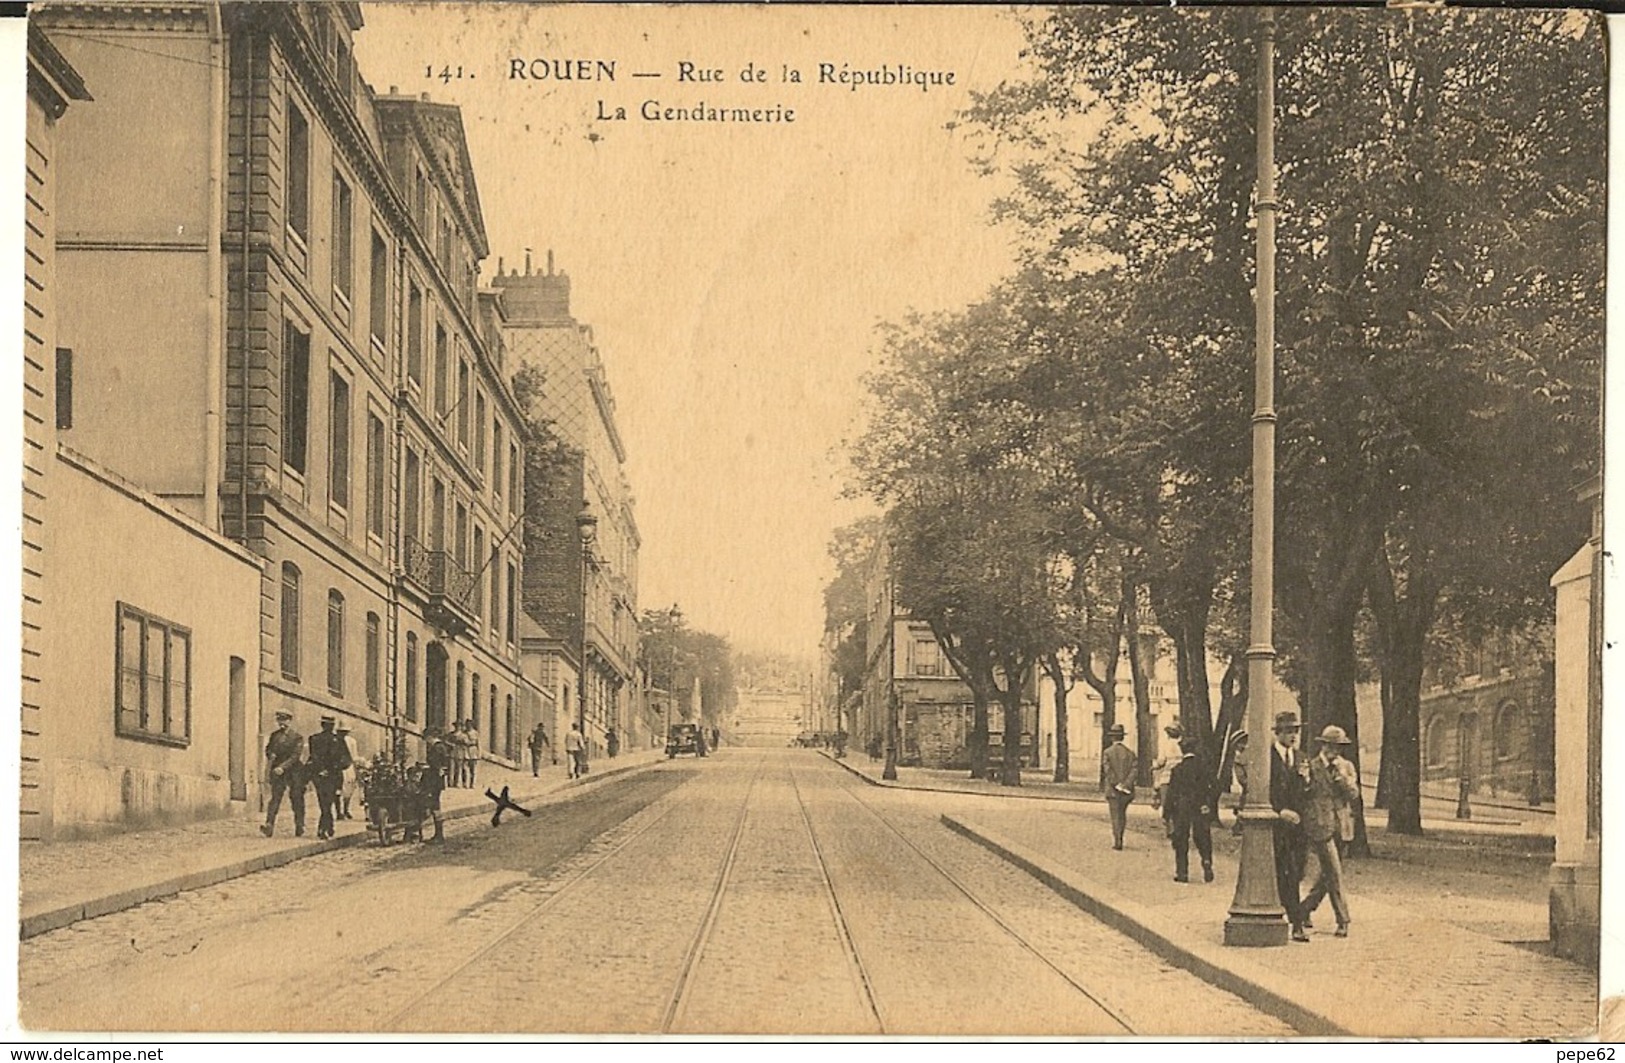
[307,714,352,840]
[1270,710,1311,942]
[261,710,306,837]
[1100,723,1137,851]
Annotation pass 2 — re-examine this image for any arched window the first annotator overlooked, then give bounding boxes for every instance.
[326,590,345,695]
[1495,701,1522,761]
[365,612,381,709]
[455,661,466,724]
[471,671,481,731]
[280,562,301,680]
[405,632,419,722]
[1425,716,1449,769]
[489,684,498,753]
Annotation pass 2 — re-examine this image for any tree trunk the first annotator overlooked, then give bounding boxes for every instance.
[968,680,991,781]
[998,683,1024,787]
[1153,576,1216,751]
[1123,579,1155,786]
[1368,542,1432,836]
[1043,652,1071,784]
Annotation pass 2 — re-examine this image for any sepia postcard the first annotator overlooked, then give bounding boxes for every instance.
[6,0,1618,1044]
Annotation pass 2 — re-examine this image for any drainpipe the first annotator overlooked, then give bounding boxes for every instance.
[204,4,224,530]
[237,27,254,540]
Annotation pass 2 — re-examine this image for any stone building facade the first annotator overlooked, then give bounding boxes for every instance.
[33,3,536,833]
[495,258,642,756]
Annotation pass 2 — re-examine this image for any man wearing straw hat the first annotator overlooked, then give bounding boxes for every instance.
[1302,724,1360,937]
[1100,723,1137,851]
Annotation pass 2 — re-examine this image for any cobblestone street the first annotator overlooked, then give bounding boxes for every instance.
[20,750,1291,1037]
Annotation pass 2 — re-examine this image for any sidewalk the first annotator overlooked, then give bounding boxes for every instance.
[829,753,1555,843]
[19,749,666,940]
[830,755,1597,1038]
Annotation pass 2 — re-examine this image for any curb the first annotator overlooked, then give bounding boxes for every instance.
[19,754,664,941]
[941,813,1346,1038]
[821,751,1132,807]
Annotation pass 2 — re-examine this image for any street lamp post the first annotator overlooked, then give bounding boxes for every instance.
[1224,8,1289,948]
[576,503,598,752]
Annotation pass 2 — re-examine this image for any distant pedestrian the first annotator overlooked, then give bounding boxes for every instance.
[1100,723,1137,851]
[1270,711,1311,942]
[463,719,481,790]
[696,726,709,758]
[527,723,549,777]
[337,722,359,820]
[307,715,352,840]
[565,723,586,779]
[452,719,474,787]
[1302,725,1360,937]
[1166,735,1215,883]
[606,727,620,758]
[261,710,307,838]
[711,726,721,751]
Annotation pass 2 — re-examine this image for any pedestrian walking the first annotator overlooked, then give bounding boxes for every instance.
[421,729,451,843]
[260,710,307,838]
[337,722,359,820]
[307,714,352,840]
[463,718,481,790]
[1165,735,1215,883]
[1270,711,1311,942]
[696,725,709,758]
[606,727,620,758]
[1100,723,1137,851]
[1152,723,1182,830]
[564,723,587,779]
[527,723,549,777]
[711,726,721,751]
[1302,724,1360,937]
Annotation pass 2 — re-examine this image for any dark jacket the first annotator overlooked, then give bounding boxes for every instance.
[1165,753,1215,821]
[1270,745,1308,831]
[307,729,352,777]
[265,726,305,781]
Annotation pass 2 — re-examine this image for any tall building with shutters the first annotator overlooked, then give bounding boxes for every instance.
[30,2,548,835]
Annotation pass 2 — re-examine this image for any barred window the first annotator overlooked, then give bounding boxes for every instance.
[116,603,191,746]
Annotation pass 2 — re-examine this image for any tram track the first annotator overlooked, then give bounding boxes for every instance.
[827,765,1139,1035]
[378,773,693,1031]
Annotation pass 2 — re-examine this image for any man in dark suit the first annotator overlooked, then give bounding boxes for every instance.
[307,714,352,840]
[1269,710,1310,942]
[1165,735,1216,883]
[260,710,306,838]
[1100,723,1137,851]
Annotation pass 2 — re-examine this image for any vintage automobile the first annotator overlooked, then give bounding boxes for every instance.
[666,722,703,758]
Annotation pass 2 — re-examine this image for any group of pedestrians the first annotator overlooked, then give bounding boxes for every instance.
[443,719,482,789]
[1097,710,1360,937]
[260,711,355,840]
[1269,711,1360,941]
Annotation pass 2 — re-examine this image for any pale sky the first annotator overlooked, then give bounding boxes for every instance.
[355,3,1029,658]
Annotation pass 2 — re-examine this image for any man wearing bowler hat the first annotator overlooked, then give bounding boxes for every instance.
[1100,723,1137,851]
[261,710,306,838]
[1302,724,1360,936]
[1270,710,1310,941]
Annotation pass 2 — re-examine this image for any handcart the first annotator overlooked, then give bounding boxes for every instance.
[358,759,431,845]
